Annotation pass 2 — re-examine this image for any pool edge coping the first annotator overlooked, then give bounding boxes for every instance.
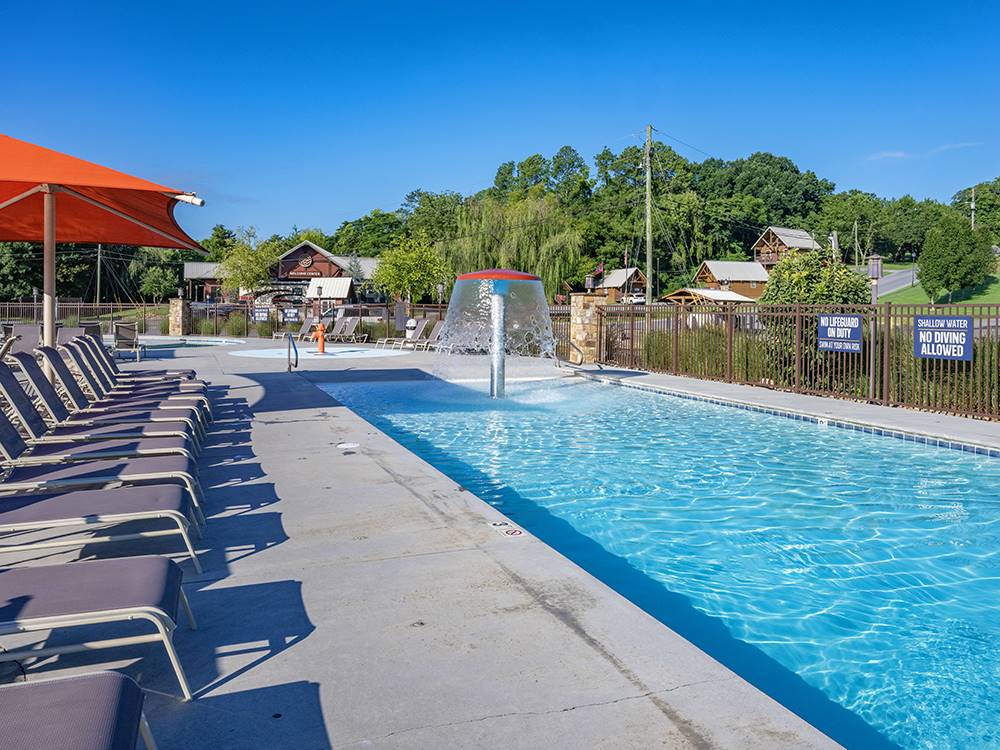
[574,370,1000,459]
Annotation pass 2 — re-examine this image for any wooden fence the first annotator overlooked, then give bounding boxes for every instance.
[597,302,1000,420]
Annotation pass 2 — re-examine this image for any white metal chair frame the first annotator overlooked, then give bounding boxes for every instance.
[0,595,198,700]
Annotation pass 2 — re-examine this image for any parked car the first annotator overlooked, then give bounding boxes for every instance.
[622,292,646,304]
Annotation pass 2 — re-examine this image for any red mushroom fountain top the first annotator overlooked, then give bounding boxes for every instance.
[456,269,542,282]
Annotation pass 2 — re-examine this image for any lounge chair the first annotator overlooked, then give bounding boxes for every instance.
[273,315,311,340]
[0,409,207,524]
[0,556,196,699]
[62,340,212,419]
[316,317,346,342]
[376,318,428,349]
[0,671,159,749]
[9,324,40,356]
[409,319,444,350]
[79,320,103,340]
[81,332,196,381]
[325,317,359,342]
[34,347,207,440]
[9,352,200,449]
[75,335,206,395]
[0,485,203,573]
[113,322,145,362]
[0,335,17,360]
[0,362,195,462]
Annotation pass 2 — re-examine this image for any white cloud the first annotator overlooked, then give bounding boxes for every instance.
[867,142,983,161]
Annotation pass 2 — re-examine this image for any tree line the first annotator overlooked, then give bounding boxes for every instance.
[0,145,996,303]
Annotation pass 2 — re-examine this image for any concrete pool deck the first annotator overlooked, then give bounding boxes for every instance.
[14,338,995,747]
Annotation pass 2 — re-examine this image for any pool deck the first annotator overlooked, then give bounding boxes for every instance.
[16,339,996,748]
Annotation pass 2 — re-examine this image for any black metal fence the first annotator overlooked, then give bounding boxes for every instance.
[597,303,1000,420]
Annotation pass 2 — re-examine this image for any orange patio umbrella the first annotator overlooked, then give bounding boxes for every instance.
[0,133,205,347]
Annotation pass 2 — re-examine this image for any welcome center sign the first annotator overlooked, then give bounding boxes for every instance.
[913,316,973,361]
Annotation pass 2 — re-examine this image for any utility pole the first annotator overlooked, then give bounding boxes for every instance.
[644,124,653,304]
[95,243,102,303]
[829,230,840,264]
[971,187,976,230]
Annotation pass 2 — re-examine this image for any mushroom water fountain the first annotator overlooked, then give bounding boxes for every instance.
[437,269,555,398]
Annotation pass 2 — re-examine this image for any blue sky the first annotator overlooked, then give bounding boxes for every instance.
[6,1,998,240]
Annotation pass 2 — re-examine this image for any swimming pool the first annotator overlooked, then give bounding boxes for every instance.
[321,376,1000,750]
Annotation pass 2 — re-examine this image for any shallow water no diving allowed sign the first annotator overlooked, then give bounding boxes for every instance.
[817,314,863,353]
[913,316,973,361]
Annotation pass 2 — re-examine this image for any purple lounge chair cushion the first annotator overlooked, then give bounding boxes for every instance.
[5,454,197,486]
[0,485,189,526]
[22,436,190,461]
[0,671,144,750]
[47,421,195,441]
[0,555,182,623]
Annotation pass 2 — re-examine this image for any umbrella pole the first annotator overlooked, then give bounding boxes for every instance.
[42,187,56,350]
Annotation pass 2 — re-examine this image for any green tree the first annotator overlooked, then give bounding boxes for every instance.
[372,231,447,303]
[952,178,1000,244]
[139,265,178,303]
[440,195,582,298]
[760,252,870,304]
[0,243,35,299]
[201,224,237,261]
[400,190,462,242]
[918,214,996,302]
[219,227,283,296]
[329,209,404,256]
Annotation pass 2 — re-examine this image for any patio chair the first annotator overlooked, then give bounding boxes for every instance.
[81,332,196,381]
[62,340,212,419]
[75,335,206,394]
[113,322,145,362]
[0,555,196,700]
[325,317,359,342]
[34,347,207,440]
[0,409,207,524]
[0,671,159,749]
[0,335,17,360]
[316,317,346,342]
[0,485,203,573]
[8,352,201,448]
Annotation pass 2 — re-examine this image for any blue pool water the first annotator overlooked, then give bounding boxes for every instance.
[321,376,1000,750]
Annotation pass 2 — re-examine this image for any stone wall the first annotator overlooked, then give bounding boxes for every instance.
[569,293,608,364]
[169,298,191,336]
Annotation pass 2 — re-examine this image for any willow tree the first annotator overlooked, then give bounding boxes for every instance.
[441,195,581,299]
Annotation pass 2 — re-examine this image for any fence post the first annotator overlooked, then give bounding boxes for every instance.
[672,307,680,373]
[629,308,637,369]
[882,301,892,404]
[726,309,735,382]
[794,304,802,390]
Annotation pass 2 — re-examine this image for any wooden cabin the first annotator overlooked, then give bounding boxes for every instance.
[691,260,769,300]
[752,226,821,269]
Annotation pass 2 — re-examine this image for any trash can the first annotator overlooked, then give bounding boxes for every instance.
[405,318,418,339]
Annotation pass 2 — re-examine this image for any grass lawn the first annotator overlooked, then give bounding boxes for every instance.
[882,275,1000,304]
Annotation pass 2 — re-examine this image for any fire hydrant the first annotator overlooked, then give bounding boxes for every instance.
[312,321,326,354]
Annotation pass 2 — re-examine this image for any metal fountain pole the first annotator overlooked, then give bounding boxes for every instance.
[490,282,506,398]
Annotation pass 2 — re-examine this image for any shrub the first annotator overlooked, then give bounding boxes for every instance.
[159,318,171,335]
[226,314,247,337]
[199,318,216,336]
[62,314,79,328]
[255,320,273,338]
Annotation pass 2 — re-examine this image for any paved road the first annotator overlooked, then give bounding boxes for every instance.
[877,267,918,297]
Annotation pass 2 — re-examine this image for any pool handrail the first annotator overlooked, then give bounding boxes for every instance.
[286,333,298,372]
